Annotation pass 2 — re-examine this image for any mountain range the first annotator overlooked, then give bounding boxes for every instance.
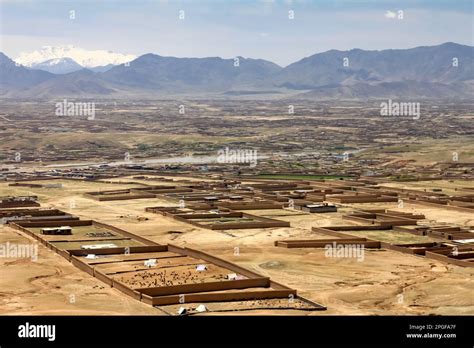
[1,43,473,99]
[15,45,136,74]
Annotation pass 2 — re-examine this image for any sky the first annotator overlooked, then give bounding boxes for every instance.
[0,0,473,66]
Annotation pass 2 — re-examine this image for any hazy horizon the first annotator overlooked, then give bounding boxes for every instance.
[3,41,473,69]
[1,0,472,66]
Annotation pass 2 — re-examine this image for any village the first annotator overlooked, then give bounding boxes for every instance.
[0,158,472,315]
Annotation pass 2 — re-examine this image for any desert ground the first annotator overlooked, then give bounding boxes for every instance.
[1,177,472,315]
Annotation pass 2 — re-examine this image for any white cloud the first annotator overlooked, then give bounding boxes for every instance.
[385,10,397,19]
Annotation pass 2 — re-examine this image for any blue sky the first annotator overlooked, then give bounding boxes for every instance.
[1,0,472,66]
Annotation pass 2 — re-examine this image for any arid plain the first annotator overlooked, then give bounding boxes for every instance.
[1,175,472,315]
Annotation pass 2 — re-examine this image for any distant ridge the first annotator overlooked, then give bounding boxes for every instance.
[1,43,472,99]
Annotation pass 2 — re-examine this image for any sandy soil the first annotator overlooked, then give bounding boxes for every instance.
[1,179,473,315]
[0,225,161,315]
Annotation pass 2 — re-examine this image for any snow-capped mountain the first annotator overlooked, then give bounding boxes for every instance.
[2,43,472,99]
[15,45,136,68]
[30,57,83,74]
